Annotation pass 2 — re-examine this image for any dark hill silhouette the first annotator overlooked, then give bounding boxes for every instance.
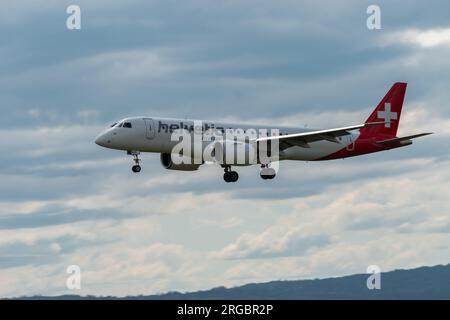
[15,264,450,300]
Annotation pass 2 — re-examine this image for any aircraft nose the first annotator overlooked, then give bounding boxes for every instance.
[94,133,109,147]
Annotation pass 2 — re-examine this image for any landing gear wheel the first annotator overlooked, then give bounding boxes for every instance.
[223,166,239,182]
[224,171,239,182]
[224,171,231,182]
[132,165,141,173]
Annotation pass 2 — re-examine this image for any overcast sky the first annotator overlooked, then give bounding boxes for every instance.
[1,0,450,297]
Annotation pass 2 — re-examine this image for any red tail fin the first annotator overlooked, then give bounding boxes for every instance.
[360,82,407,138]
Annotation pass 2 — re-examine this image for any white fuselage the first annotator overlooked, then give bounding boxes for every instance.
[94,116,357,162]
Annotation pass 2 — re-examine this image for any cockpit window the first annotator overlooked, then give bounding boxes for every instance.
[110,120,129,128]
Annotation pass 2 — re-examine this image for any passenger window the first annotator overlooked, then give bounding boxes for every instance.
[123,122,132,128]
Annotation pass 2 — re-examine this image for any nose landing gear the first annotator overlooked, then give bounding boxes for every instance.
[223,166,239,183]
[128,151,142,173]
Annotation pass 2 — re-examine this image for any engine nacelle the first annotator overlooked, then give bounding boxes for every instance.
[160,153,200,171]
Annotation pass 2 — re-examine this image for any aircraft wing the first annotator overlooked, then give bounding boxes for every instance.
[255,121,386,149]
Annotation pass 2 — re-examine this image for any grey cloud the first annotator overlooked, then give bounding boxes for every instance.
[217,229,331,260]
[0,235,94,269]
[0,207,134,230]
[5,0,450,129]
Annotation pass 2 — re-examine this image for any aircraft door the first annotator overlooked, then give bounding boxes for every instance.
[144,118,155,139]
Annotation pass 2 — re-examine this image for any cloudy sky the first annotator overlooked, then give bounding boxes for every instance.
[1,0,450,297]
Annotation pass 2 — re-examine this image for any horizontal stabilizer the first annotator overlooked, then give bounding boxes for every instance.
[376,133,433,145]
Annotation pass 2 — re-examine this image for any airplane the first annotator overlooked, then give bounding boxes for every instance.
[95,82,432,182]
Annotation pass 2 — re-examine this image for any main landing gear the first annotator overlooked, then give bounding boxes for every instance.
[128,151,142,173]
[260,164,276,180]
[223,166,239,183]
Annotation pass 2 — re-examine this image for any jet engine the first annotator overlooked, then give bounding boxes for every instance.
[160,153,200,171]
